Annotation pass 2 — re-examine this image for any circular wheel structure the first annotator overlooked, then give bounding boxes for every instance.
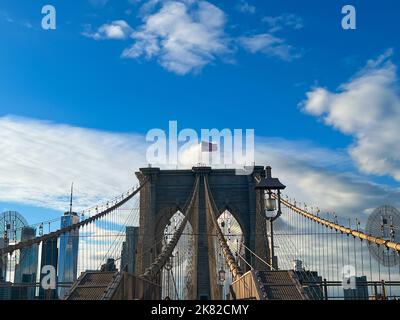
[366,205,400,267]
[0,211,28,244]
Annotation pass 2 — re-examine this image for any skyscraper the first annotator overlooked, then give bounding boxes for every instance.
[343,276,369,300]
[120,226,139,274]
[39,238,58,299]
[58,212,79,299]
[0,239,6,282]
[13,227,38,300]
[0,239,11,300]
[294,270,324,300]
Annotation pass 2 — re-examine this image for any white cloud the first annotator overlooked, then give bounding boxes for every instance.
[263,13,303,33]
[77,221,128,272]
[235,0,255,14]
[1,115,399,223]
[82,1,303,73]
[122,1,229,75]
[254,138,400,222]
[175,137,388,218]
[301,49,400,181]
[83,20,133,40]
[238,33,301,61]
[0,116,147,211]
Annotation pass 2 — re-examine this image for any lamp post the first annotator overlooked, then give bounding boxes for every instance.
[255,166,286,269]
[218,267,226,299]
[218,267,226,283]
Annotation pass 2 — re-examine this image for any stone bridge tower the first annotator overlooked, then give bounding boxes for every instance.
[135,166,270,299]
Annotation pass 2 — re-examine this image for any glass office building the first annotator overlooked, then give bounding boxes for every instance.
[0,239,6,282]
[39,238,58,299]
[120,226,139,273]
[58,212,79,299]
[13,227,39,300]
[343,276,369,300]
[0,239,11,300]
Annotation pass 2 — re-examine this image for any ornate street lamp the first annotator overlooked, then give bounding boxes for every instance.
[218,266,226,299]
[255,166,286,221]
[255,166,286,269]
[218,267,226,283]
[165,259,173,271]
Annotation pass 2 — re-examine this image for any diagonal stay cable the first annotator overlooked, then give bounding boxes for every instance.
[140,176,200,280]
[203,175,243,280]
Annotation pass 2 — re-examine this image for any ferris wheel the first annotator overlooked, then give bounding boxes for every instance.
[0,211,28,244]
[366,205,400,267]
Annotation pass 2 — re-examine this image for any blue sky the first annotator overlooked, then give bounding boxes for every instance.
[0,0,400,225]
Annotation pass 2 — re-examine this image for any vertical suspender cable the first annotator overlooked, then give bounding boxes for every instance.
[353,236,358,277]
[368,243,373,285]
[377,246,381,282]
[387,249,392,298]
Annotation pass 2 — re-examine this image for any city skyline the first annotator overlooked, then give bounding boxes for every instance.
[0,167,399,300]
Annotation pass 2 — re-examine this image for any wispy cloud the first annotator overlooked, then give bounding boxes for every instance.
[1,116,399,221]
[235,0,255,14]
[238,33,302,61]
[301,49,400,181]
[263,13,304,33]
[0,116,147,211]
[1,13,14,23]
[0,10,34,29]
[254,138,400,221]
[83,20,133,40]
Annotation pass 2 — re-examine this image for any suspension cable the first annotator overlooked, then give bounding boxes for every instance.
[276,195,400,252]
[0,181,147,256]
[204,175,243,280]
